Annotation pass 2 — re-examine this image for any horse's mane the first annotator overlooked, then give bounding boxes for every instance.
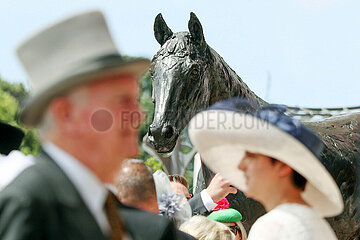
[208,46,267,106]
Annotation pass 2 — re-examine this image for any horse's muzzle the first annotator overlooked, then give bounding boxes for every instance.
[147,123,179,153]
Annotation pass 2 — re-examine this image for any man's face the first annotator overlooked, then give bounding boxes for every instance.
[222,222,242,240]
[170,182,191,200]
[237,152,280,203]
[70,74,142,173]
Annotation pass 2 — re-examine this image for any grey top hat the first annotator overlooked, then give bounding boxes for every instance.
[17,11,150,126]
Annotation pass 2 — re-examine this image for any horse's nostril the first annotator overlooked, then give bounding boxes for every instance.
[148,124,176,140]
[162,125,174,139]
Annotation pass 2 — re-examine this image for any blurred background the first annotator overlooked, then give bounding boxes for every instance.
[1,0,359,182]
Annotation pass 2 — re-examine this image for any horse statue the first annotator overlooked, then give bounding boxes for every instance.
[146,12,360,239]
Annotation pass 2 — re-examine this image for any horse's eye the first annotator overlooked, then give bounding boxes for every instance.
[191,69,199,76]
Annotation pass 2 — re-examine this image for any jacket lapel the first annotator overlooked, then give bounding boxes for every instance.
[35,150,108,240]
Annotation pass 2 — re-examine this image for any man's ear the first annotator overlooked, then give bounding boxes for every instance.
[49,97,75,134]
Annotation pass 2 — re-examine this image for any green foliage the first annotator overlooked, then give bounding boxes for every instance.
[0,80,27,101]
[20,130,41,155]
[184,160,194,191]
[0,88,19,122]
[0,78,41,156]
[144,156,164,173]
[139,72,154,140]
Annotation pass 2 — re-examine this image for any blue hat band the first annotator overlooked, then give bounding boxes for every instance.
[208,98,324,158]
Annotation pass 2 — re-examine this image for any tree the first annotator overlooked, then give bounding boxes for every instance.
[0,78,41,155]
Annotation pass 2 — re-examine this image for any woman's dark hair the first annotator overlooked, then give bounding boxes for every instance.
[270,158,307,191]
[292,171,307,191]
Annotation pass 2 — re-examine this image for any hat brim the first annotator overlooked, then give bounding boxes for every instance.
[20,57,149,127]
[0,121,25,154]
[189,109,344,217]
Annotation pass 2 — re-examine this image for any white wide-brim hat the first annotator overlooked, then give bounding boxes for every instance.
[189,98,343,217]
[17,11,150,126]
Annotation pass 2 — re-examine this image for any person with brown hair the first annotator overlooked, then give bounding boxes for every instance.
[168,174,192,200]
[116,159,159,214]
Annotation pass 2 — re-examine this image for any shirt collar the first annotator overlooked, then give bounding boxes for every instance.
[43,142,107,216]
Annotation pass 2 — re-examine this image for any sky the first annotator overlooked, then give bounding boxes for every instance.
[1,0,359,108]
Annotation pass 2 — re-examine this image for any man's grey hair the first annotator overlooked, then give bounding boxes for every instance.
[37,86,88,139]
[37,109,54,139]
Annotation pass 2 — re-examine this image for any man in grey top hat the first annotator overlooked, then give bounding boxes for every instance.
[0,11,194,240]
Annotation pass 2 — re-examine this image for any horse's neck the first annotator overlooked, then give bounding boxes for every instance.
[208,47,267,106]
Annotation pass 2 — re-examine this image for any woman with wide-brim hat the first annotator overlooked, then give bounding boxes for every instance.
[189,98,343,240]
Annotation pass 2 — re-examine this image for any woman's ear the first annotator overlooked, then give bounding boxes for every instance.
[277,162,293,178]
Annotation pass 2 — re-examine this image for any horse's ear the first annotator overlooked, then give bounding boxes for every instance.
[154,13,173,46]
[188,12,206,50]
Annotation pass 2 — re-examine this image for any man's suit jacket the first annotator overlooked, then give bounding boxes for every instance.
[0,151,194,240]
[189,194,210,216]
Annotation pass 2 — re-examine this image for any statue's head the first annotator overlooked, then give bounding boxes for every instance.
[147,13,212,153]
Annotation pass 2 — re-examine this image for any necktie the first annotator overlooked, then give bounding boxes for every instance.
[104,192,128,240]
